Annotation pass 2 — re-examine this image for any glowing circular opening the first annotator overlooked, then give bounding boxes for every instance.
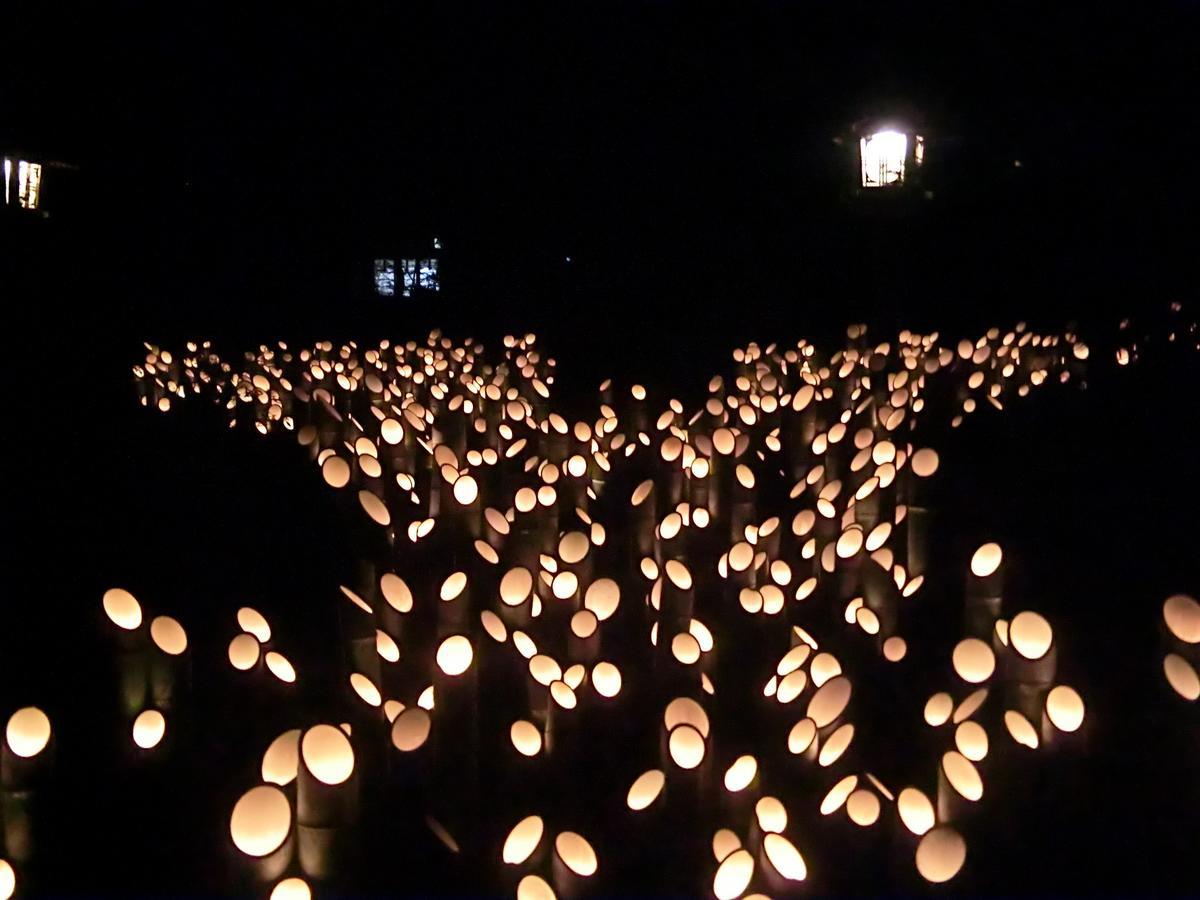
[806,675,852,728]
[970,543,1003,578]
[436,635,474,676]
[230,785,291,857]
[238,607,272,642]
[392,708,431,752]
[501,567,534,606]
[1045,685,1085,732]
[262,729,301,785]
[846,789,881,826]
[228,633,260,671]
[517,874,556,900]
[713,849,754,900]
[723,755,758,792]
[1163,594,1200,644]
[270,877,311,900]
[265,652,296,683]
[1010,611,1053,660]
[103,588,143,630]
[301,725,354,785]
[883,636,908,662]
[555,831,597,877]
[668,724,705,769]
[1164,653,1200,700]
[626,768,665,811]
[897,787,935,835]
[132,709,166,749]
[763,833,807,881]
[952,638,996,683]
[6,707,51,758]
[755,795,787,833]
[916,826,967,884]
[350,673,382,707]
[510,720,542,757]
[150,616,188,655]
[819,723,855,767]
[592,661,622,698]
[503,815,544,865]
[821,774,858,815]
[954,720,989,761]
[381,574,413,613]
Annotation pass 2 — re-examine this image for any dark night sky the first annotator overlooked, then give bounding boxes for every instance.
[5,1,1198,346]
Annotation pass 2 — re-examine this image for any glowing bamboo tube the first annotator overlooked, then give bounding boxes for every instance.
[229,784,294,882]
[296,724,357,828]
[2,707,52,790]
[1005,610,1057,686]
[551,831,598,898]
[965,542,1004,637]
[937,750,983,822]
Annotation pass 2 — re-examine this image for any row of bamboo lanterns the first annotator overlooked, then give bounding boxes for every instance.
[0,320,1161,898]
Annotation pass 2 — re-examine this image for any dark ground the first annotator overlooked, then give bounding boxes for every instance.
[3,1,1199,894]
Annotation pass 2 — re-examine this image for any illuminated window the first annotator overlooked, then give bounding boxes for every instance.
[401,259,418,297]
[915,136,925,166]
[3,158,10,205]
[17,160,42,209]
[374,259,396,296]
[420,258,439,291]
[860,131,907,188]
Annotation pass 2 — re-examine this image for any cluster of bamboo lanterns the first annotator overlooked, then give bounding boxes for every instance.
[15,317,1149,897]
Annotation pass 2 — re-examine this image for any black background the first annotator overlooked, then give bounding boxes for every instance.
[2,2,1198,896]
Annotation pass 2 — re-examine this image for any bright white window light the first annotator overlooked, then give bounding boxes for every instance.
[374,259,396,296]
[18,161,42,209]
[3,158,11,205]
[860,131,907,188]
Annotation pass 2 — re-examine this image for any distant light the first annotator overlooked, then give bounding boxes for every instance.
[433,237,442,249]
[861,131,908,188]
[17,160,42,209]
[374,259,396,296]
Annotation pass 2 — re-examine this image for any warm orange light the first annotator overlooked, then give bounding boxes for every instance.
[942,750,983,800]
[228,634,260,670]
[132,709,166,749]
[627,769,666,810]
[915,826,967,883]
[391,708,432,751]
[1163,594,1200,644]
[668,724,705,769]
[301,724,354,784]
[150,615,188,655]
[437,635,474,675]
[103,588,143,630]
[952,638,995,683]
[503,815,544,865]
[555,831,598,877]
[230,785,291,857]
[1045,685,1085,732]
[270,878,311,900]
[897,787,935,835]
[1009,611,1053,660]
[713,848,754,900]
[970,543,1002,578]
[5,707,51,758]
[262,729,302,785]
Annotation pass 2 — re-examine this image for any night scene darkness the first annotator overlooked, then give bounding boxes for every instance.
[2,2,1198,898]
